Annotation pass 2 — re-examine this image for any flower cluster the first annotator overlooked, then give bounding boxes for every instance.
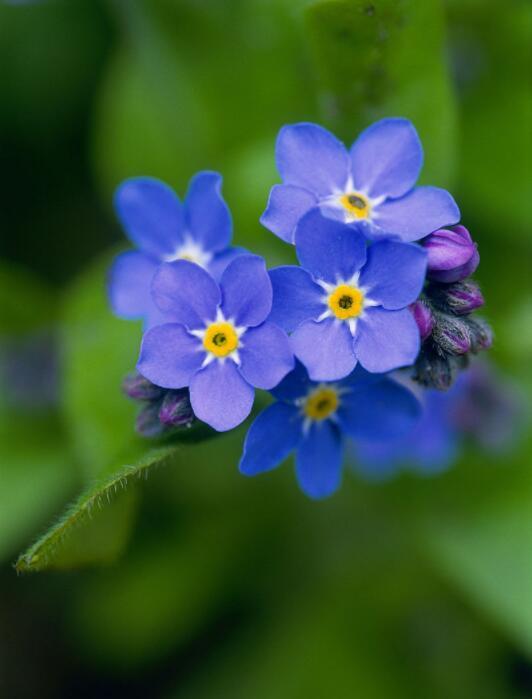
[109,117,493,498]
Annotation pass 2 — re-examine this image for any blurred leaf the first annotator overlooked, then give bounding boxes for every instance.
[0,260,56,335]
[0,0,110,143]
[0,416,75,563]
[423,465,532,656]
[61,250,145,476]
[174,542,510,699]
[0,261,75,562]
[15,445,177,573]
[305,0,458,187]
[71,517,244,668]
[93,0,212,196]
[449,1,532,239]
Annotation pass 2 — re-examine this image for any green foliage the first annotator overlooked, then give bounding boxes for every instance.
[424,464,532,655]
[0,263,76,562]
[60,251,144,477]
[305,0,458,187]
[15,446,177,573]
[449,0,532,239]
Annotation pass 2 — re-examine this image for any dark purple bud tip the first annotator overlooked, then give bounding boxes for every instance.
[158,389,195,427]
[136,402,168,438]
[414,348,455,390]
[423,225,480,283]
[428,280,485,316]
[123,372,164,401]
[465,317,494,352]
[432,313,472,355]
[410,300,434,341]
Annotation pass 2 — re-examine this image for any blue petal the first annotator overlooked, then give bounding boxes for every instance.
[220,255,272,327]
[291,318,357,381]
[354,307,420,373]
[207,246,248,282]
[295,209,367,283]
[350,118,423,199]
[271,360,313,402]
[137,323,203,388]
[355,390,458,476]
[359,241,427,310]
[238,321,294,389]
[151,260,220,329]
[239,401,303,475]
[184,171,232,253]
[296,422,343,499]
[260,184,317,243]
[108,250,158,321]
[337,377,421,440]
[372,186,460,242]
[189,360,254,432]
[114,178,185,258]
[269,266,324,333]
[276,123,350,197]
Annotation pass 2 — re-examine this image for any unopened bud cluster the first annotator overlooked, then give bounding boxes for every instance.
[122,372,195,438]
[412,226,493,390]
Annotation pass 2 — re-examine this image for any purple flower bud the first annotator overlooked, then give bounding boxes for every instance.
[423,225,480,283]
[158,389,195,427]
[123,372,164,401]
[410,301,434,341]
[428,280,485,316]
[446,281,484,315]
[465,317,494,352]
[136,402,168,438]
[432,314,472,355]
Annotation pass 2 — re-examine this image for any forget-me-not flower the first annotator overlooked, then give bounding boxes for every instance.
[240,362,421,499]
[109,172,244,327]
[268,210,427,380]
[137,255,294,431]
[261,117,460,244]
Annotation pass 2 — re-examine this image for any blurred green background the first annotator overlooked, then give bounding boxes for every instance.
[0,0,530,696]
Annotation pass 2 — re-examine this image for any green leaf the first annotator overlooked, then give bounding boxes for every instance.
[15,445,178,573]
[305,0,458,187]
[0,416,76,564]
[423,466,532,656]
[450,1,532,239]
[0,262,76,562]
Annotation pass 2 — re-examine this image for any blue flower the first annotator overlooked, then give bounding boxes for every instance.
[137,255,294,432]
[353,362,521,479]
[268,210,427,380]
[261,118,460,244]
[239,362,421,499]
[109,172,244,327]
[354,386,459,480]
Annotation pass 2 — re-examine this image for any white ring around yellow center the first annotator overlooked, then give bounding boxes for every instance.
[340,192,371,219]
[304,387,339,421]
[328,284,364,320]
[203,322,239,357]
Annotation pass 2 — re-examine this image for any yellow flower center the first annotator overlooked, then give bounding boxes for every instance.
[304,387,339,421]
[340,192,371,219]
[203,322,239,357]
[328,284,364,320]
